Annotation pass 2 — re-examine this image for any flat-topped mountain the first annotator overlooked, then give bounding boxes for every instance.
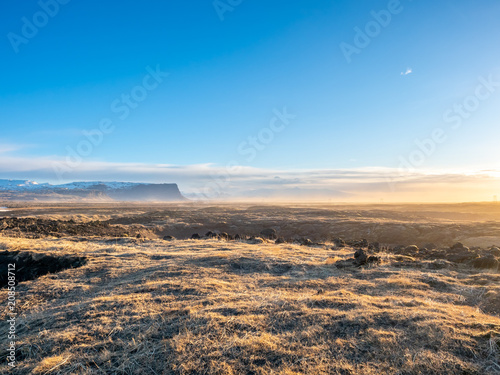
[0,180,186,202]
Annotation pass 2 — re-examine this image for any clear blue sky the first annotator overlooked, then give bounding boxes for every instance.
[1,0,500,200]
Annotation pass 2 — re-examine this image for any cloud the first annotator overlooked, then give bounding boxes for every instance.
[401,67,413,76]
[0,156,499,202]
[0,143,26,154]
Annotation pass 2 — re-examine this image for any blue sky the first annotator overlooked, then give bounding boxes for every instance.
[1,0,500,200]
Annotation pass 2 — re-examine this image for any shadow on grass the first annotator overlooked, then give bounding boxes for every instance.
[184,255,294,276]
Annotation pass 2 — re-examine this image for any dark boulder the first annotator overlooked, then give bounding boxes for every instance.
[404,245,419,255]
[427,259,454,270]
[393,245,419,256]
[487,246,500,257]
[367,255,381,264]
[163,235,175,241]
[260,228,277,239]
[348,239,368,248]
[354,249,368,265]
[423,243,437,250]
[446,243,478,263]
[300,238,313,246]
[471,255,499,270]
[190,233,200,240]
[335,249,371,269]
[332,238,345,248]
[447,252,477,263]
[247,236,264,244]
[393,245,405,253]
[451,242,468,251]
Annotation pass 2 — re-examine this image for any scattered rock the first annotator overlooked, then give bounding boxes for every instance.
[354,249,368,265]
[393,245,419,256]
[300,238,313,246]
[471,255,499,270]
[247,236,264,244]
[446,253,476,264]
[406,245,419,252]
[390,255,421,269]
[393,255,416,262]
[367,255,381,264]
[423,243,437,250]
[275,237,286,244]
[481,290,500,315]
[348,239,368,248]
[445,243,478,263]
[427,259,454,270]
[405,245,419,255]
[335,249,373,269]
[332,238,345,248]
[206,231,218,239]
[487,246,500,257]
[260,228,277,239]
[392,245,405,253]
[451,242,469,251]
[334,259,356,269]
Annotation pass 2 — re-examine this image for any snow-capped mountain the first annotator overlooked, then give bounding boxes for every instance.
[0,179,186,201]
[0,180,144,191]
[0,179,50,190]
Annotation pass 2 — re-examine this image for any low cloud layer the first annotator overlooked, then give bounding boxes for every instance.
[0,156,499,202]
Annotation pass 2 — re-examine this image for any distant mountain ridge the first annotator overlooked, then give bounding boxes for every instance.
[0,180,186,202]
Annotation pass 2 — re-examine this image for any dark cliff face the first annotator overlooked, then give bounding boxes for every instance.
[106,184,186,201]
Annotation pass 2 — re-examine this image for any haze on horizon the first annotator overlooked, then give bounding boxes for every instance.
[1,0,500,202]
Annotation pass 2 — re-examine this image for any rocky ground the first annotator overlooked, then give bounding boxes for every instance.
[1,214,498,279]
[0,217,147,239]
[0,203,499,374]
[3,202,500,247]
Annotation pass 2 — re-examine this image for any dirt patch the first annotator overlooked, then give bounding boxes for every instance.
[0,250,86,287]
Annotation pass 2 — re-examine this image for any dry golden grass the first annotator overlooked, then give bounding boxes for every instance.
[0,236,499,374]
[32,355,71,374]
